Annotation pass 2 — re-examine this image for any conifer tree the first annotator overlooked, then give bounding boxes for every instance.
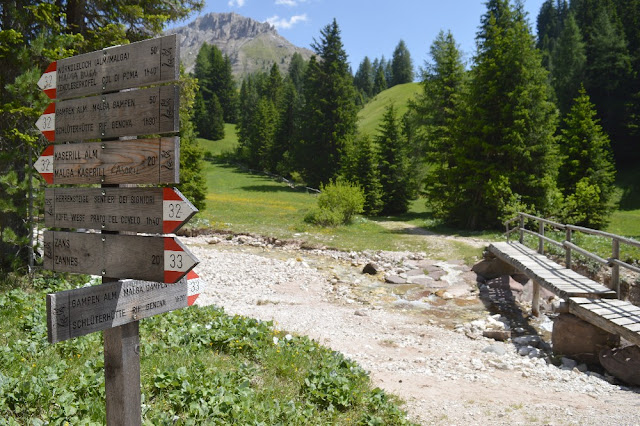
[558,88,616,228]
[453,0,559,229]
[176,69,208,211]
[408,30,466,218]
[298,20,358,187]
[343,134,383,216]
[584,8,632,162]
[376,105,410,214]
[391,40,414,86]
[550,13,586,116]
[354,56,374,100]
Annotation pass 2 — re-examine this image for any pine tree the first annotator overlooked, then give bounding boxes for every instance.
[376,105,410,214]
[452,0,559,229]
[558,88,616,228]
[373,66,387,94]
[550,13,586,116]
[536,0,568,70]
[584,8,632,164]
[391,40,414,86]
[343,134,383,216]
[298,20,358,187]
[288,52,307,95]
[176,69,208,211]
[408,30,466,219]
[354,56,374,99]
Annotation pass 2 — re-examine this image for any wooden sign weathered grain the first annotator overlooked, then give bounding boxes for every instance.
[34,137,179,185]
[46,270,201,344]
[37,35,179,100]
[43,231,199,283]
[44,187,197,234]
[36,85,179,142]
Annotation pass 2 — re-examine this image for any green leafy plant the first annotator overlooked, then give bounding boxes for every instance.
[305,179,365,227]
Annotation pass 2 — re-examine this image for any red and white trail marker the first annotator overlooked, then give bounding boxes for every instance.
[35,103,56,142]
[37,61,57,99]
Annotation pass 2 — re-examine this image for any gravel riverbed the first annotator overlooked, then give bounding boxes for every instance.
[184,234,640,425]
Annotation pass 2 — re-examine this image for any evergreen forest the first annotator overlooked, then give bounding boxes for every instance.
[2,0,640,274]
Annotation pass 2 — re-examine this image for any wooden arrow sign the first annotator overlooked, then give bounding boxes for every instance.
[35,85,179,142]
[46,270,202,343]
[44,187,197,234]
[43,231,199,283]
[37,34,179,100]
[34,137,179,185]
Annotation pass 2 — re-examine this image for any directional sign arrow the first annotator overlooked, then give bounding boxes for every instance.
[43,231,199,283]
[37,61,57,99]
[34,137,179,185]
[35,85,179,142]
[37,35,179,101]
[46,269,202,343]
[44,187,197,234]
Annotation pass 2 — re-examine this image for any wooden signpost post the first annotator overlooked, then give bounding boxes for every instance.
[35,34,197,425]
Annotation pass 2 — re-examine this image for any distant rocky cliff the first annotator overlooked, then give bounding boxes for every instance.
[168,12,313,79]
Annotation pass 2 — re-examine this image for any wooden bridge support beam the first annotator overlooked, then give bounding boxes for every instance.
[532,280,541,317]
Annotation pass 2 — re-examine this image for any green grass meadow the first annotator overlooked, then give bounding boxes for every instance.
[357,82,421,136]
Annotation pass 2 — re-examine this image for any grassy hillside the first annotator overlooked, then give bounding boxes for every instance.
[357,82,421,136]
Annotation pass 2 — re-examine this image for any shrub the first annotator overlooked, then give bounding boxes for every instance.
[304,179,364,227]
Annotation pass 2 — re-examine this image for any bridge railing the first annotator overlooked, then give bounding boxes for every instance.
[505,212,640,298]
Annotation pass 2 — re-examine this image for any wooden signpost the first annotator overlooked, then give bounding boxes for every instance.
[36,85,179,142]
[35,34,199,425]
[34,137,180,185]
[43,231,198,283]
[37,35,179,100]
[47,270,201,344]
[44,187,197,233]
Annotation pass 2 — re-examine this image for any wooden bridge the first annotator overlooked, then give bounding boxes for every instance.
[489,213,640,346]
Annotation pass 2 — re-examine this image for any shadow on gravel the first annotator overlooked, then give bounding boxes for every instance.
[477,275,546,345]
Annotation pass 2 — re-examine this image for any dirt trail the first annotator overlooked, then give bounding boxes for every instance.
[186,235,640,425]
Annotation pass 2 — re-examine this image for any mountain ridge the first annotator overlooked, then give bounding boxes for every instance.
[168,12,314,79]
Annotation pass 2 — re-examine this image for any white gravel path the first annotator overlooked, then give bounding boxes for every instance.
[185,235,640,425]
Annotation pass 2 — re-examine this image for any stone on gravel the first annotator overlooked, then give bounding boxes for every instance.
[362,262,380,275]
[561,357,578,370]
[385,274,407,284]
[482,344,507,356]
[483,330,511,341]
[599,345,640,386]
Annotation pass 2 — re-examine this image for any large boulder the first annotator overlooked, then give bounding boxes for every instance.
[552,313,619,365]
[472,258,517,280]
[599,345,640,386]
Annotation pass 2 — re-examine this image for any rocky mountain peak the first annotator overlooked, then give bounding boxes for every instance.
[168,12,313,79]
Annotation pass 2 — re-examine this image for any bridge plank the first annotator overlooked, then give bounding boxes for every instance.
[489,243,617,300]
[568,298,640,346]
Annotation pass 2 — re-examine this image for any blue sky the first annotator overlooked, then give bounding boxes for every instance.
[184,0,546,72]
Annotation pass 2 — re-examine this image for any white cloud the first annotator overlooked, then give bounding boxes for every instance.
[275,0,298,5]
[266,14,308,30]
[228,0,246,7]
